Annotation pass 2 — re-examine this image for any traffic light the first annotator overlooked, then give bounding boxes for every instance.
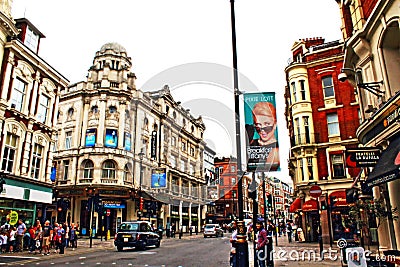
[139,197,144,211]
[320,200,327,210]
[267,194,273,210]
[57,198,63,212]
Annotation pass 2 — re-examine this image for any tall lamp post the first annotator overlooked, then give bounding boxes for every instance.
[229,0,249,266]
[138,148,144,220]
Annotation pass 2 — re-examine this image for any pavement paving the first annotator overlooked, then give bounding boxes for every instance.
[1,233,345,266]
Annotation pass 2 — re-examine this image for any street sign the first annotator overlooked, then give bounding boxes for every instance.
[106,209,110,216]
[310,185,322,198]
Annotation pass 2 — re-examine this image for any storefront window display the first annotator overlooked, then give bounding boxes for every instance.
[0,199,35,227]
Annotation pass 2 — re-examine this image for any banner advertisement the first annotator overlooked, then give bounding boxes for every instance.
[105,129,118,148]
[151,168,167,188]
[85,129,96,147]
[244,92,280,171]
[151,130,157,159]
[345,148,381,167]
[124,132,131,151]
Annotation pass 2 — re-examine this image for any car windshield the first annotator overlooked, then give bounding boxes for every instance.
[205,225,216,229]
[119,223,139,231]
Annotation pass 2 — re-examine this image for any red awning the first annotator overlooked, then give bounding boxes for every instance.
[329,190,347,207]
[302,199,318,211]
[289,198,302,213]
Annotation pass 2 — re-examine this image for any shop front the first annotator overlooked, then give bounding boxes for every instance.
[302,199,319,242]
[0,177,53,227]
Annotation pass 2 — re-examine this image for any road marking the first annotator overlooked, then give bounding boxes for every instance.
[79,257,86,259]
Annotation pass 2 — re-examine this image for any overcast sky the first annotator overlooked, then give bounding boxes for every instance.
[12,0,342,181]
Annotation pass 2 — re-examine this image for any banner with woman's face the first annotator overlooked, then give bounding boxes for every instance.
[244,92,280,172]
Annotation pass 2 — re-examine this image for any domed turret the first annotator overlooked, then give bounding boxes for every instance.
[99,42,127,54]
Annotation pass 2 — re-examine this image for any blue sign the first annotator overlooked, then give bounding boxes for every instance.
[124,132,131,151]
[85,129,96,147]
[103,201,126,209]
[105,129,118,148]
[151,169,167,188]
[50,167,56,182]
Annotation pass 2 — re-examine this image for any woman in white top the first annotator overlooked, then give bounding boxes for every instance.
[9,227,17,253]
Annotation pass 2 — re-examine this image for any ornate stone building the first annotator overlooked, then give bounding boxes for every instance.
[54,42,207,236]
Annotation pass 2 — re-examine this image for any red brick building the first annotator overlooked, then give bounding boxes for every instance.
[285,38,362,244]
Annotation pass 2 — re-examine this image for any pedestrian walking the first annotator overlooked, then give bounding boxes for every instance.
[69,225,77,250]
[286,223,293,243]
[256,221,268,267]
[41,220,52,255]
[1,231,8,253]
[229,221,237,267]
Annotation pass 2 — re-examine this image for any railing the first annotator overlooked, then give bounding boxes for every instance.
[79,178,93,184]
[290,133,320,146]
[100,179,118,184]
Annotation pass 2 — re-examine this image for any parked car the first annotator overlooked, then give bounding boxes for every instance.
[114,221,160,251]
[203,224,224,238]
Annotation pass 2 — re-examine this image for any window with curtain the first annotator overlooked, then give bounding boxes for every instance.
[83,160,94,179]
[30,144,43,179]
[307,157,314,180]
[2,133,18,172]
[102,160,116,179]
[327,113,340,135]
[322,76,334,98]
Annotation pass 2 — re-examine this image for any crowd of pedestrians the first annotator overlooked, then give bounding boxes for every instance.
[0,218,79,256]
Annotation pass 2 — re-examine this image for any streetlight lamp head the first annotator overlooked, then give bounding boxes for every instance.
[138,148,144,160]
[338,72,348,82]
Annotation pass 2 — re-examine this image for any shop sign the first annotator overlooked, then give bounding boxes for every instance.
[346,148,381,167]
[151,131,157,159]
[103,200,125,209]
[9,211,18,225]
[98,189,128,196]
[383,106,400,128]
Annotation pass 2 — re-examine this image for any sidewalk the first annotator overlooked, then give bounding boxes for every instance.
[6,233,204,260]
[249,235,342,267]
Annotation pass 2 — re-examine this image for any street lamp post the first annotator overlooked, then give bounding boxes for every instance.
[138,148,144,220]
[229,0,249,266]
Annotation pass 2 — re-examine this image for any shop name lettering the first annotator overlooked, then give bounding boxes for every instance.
[247,146,272,159]
[385,106,400,127]
[355,152,379,160]
[245,95,274,103]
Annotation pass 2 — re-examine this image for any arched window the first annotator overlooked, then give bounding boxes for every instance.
[83,160,94,179]
[123,164,132,182]
[102,160,116,179]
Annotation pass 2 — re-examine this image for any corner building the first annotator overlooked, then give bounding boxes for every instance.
[54,43,207,236]
[285,38,362,244]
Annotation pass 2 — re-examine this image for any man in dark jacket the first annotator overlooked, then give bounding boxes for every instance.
[256,221,268,267]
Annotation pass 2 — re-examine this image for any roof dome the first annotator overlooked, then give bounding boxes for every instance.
[100,42,126,53]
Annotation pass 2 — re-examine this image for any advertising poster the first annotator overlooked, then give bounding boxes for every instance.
[85,129,96,147]
[151,168,167,188]
[124,132,131,151]
[244,92,280,171]
[105,129,118,148]
[207,186,218,200]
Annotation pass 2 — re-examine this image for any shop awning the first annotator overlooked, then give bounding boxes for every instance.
[329,190,347,207]
[302,199,318,211]
[289,198,302,213]
[366,136,400,188]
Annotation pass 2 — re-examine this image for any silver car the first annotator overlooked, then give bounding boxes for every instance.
[203,224,224,238]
